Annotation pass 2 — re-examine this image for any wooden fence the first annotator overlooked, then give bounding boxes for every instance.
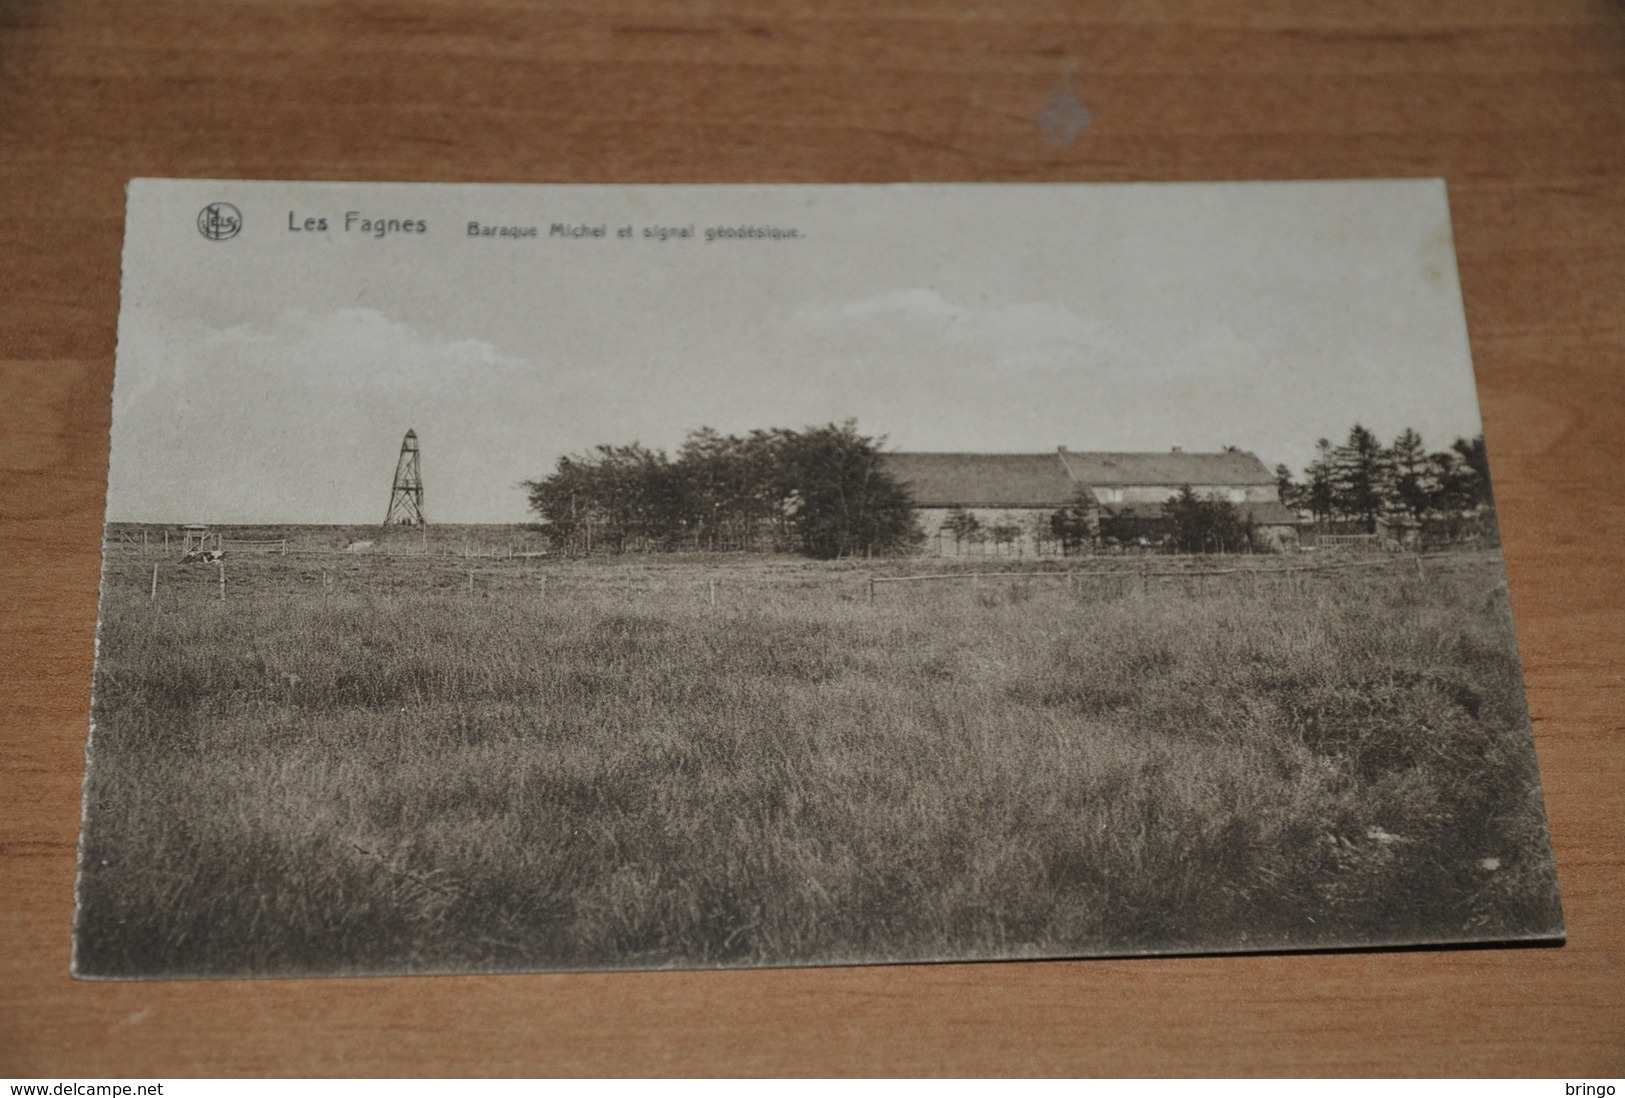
[120,548,1497,610]
[1311,533,1381,550]
[865,551,1463,602]
[219,538,288,555]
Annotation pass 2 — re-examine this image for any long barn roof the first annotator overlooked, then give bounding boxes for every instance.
[880,453,1081,508]
[882,449,1279,509]
[1057,449,1276,486]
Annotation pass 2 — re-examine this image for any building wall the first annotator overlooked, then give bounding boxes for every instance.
[1092,484,1278,505]
[910,481,1289,556]
[915,506,1064,557]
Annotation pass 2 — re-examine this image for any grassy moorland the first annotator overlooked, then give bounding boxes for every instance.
[75,551,1561,977]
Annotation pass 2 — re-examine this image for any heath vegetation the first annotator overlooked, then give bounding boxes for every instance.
[76,550,1560,977]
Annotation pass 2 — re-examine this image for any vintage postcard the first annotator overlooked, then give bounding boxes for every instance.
[77,179,1563,978]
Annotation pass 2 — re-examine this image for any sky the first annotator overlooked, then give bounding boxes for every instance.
[107,179,1484,524]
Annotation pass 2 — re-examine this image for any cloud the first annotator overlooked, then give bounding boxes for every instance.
[837,287,961,322]
[797,288,1116,362]
[107,308,534,523]
[200,307,521,392]
[950,301,1110,355]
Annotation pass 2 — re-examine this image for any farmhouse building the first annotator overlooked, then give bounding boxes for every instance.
[882,447,1301,556]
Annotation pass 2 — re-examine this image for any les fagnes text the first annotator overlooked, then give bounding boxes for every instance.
[287,211,428,238]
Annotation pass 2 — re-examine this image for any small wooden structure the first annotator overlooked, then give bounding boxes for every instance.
[180,523,219,558]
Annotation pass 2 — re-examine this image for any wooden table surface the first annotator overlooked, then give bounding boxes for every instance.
[3,0,1622,1078]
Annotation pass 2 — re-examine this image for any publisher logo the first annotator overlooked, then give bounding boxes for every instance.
[197,202,242,241]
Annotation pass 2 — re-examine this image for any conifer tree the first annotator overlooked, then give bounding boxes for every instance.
[1303,438,1336,526]
[1331,424,1389,532]
[1389,428,1433,521]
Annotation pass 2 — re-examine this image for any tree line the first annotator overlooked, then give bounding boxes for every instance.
[1276,425,1494,536]
[527,420,1498,559]
[523,421,919,559]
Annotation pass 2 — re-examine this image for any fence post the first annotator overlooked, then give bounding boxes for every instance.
[217,561,226,602]
[709,579,718,608]
[1067,571,1076,595]
[150,563,158,604]
[1415,555,1426,581]
[868,575,876,605]
[468,569,475,596]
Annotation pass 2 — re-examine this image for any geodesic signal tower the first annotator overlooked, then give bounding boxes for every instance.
[384,428,426,526]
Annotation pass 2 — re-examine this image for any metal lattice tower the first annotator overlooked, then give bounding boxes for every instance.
[384,428,426,526]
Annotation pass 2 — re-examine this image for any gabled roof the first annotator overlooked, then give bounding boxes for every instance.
[1058,449,1276,486]
[881,452,1080,508]
[882,449,1285,510]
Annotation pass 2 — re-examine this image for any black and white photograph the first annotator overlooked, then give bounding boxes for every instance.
[76,178,1563,979]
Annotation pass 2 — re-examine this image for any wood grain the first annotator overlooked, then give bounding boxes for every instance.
[2,0,1621,1077]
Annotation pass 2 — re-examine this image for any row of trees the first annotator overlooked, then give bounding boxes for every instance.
[939,508,1038,553]
[941,490,1262,556]
[1051,490,1259,553]
[1153,488,1258,553]
[527,420,1497,558]
[523,421,919,559]
[1277,426,1494,534]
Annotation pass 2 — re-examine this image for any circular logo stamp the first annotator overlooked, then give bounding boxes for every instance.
[197,202,242,241]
